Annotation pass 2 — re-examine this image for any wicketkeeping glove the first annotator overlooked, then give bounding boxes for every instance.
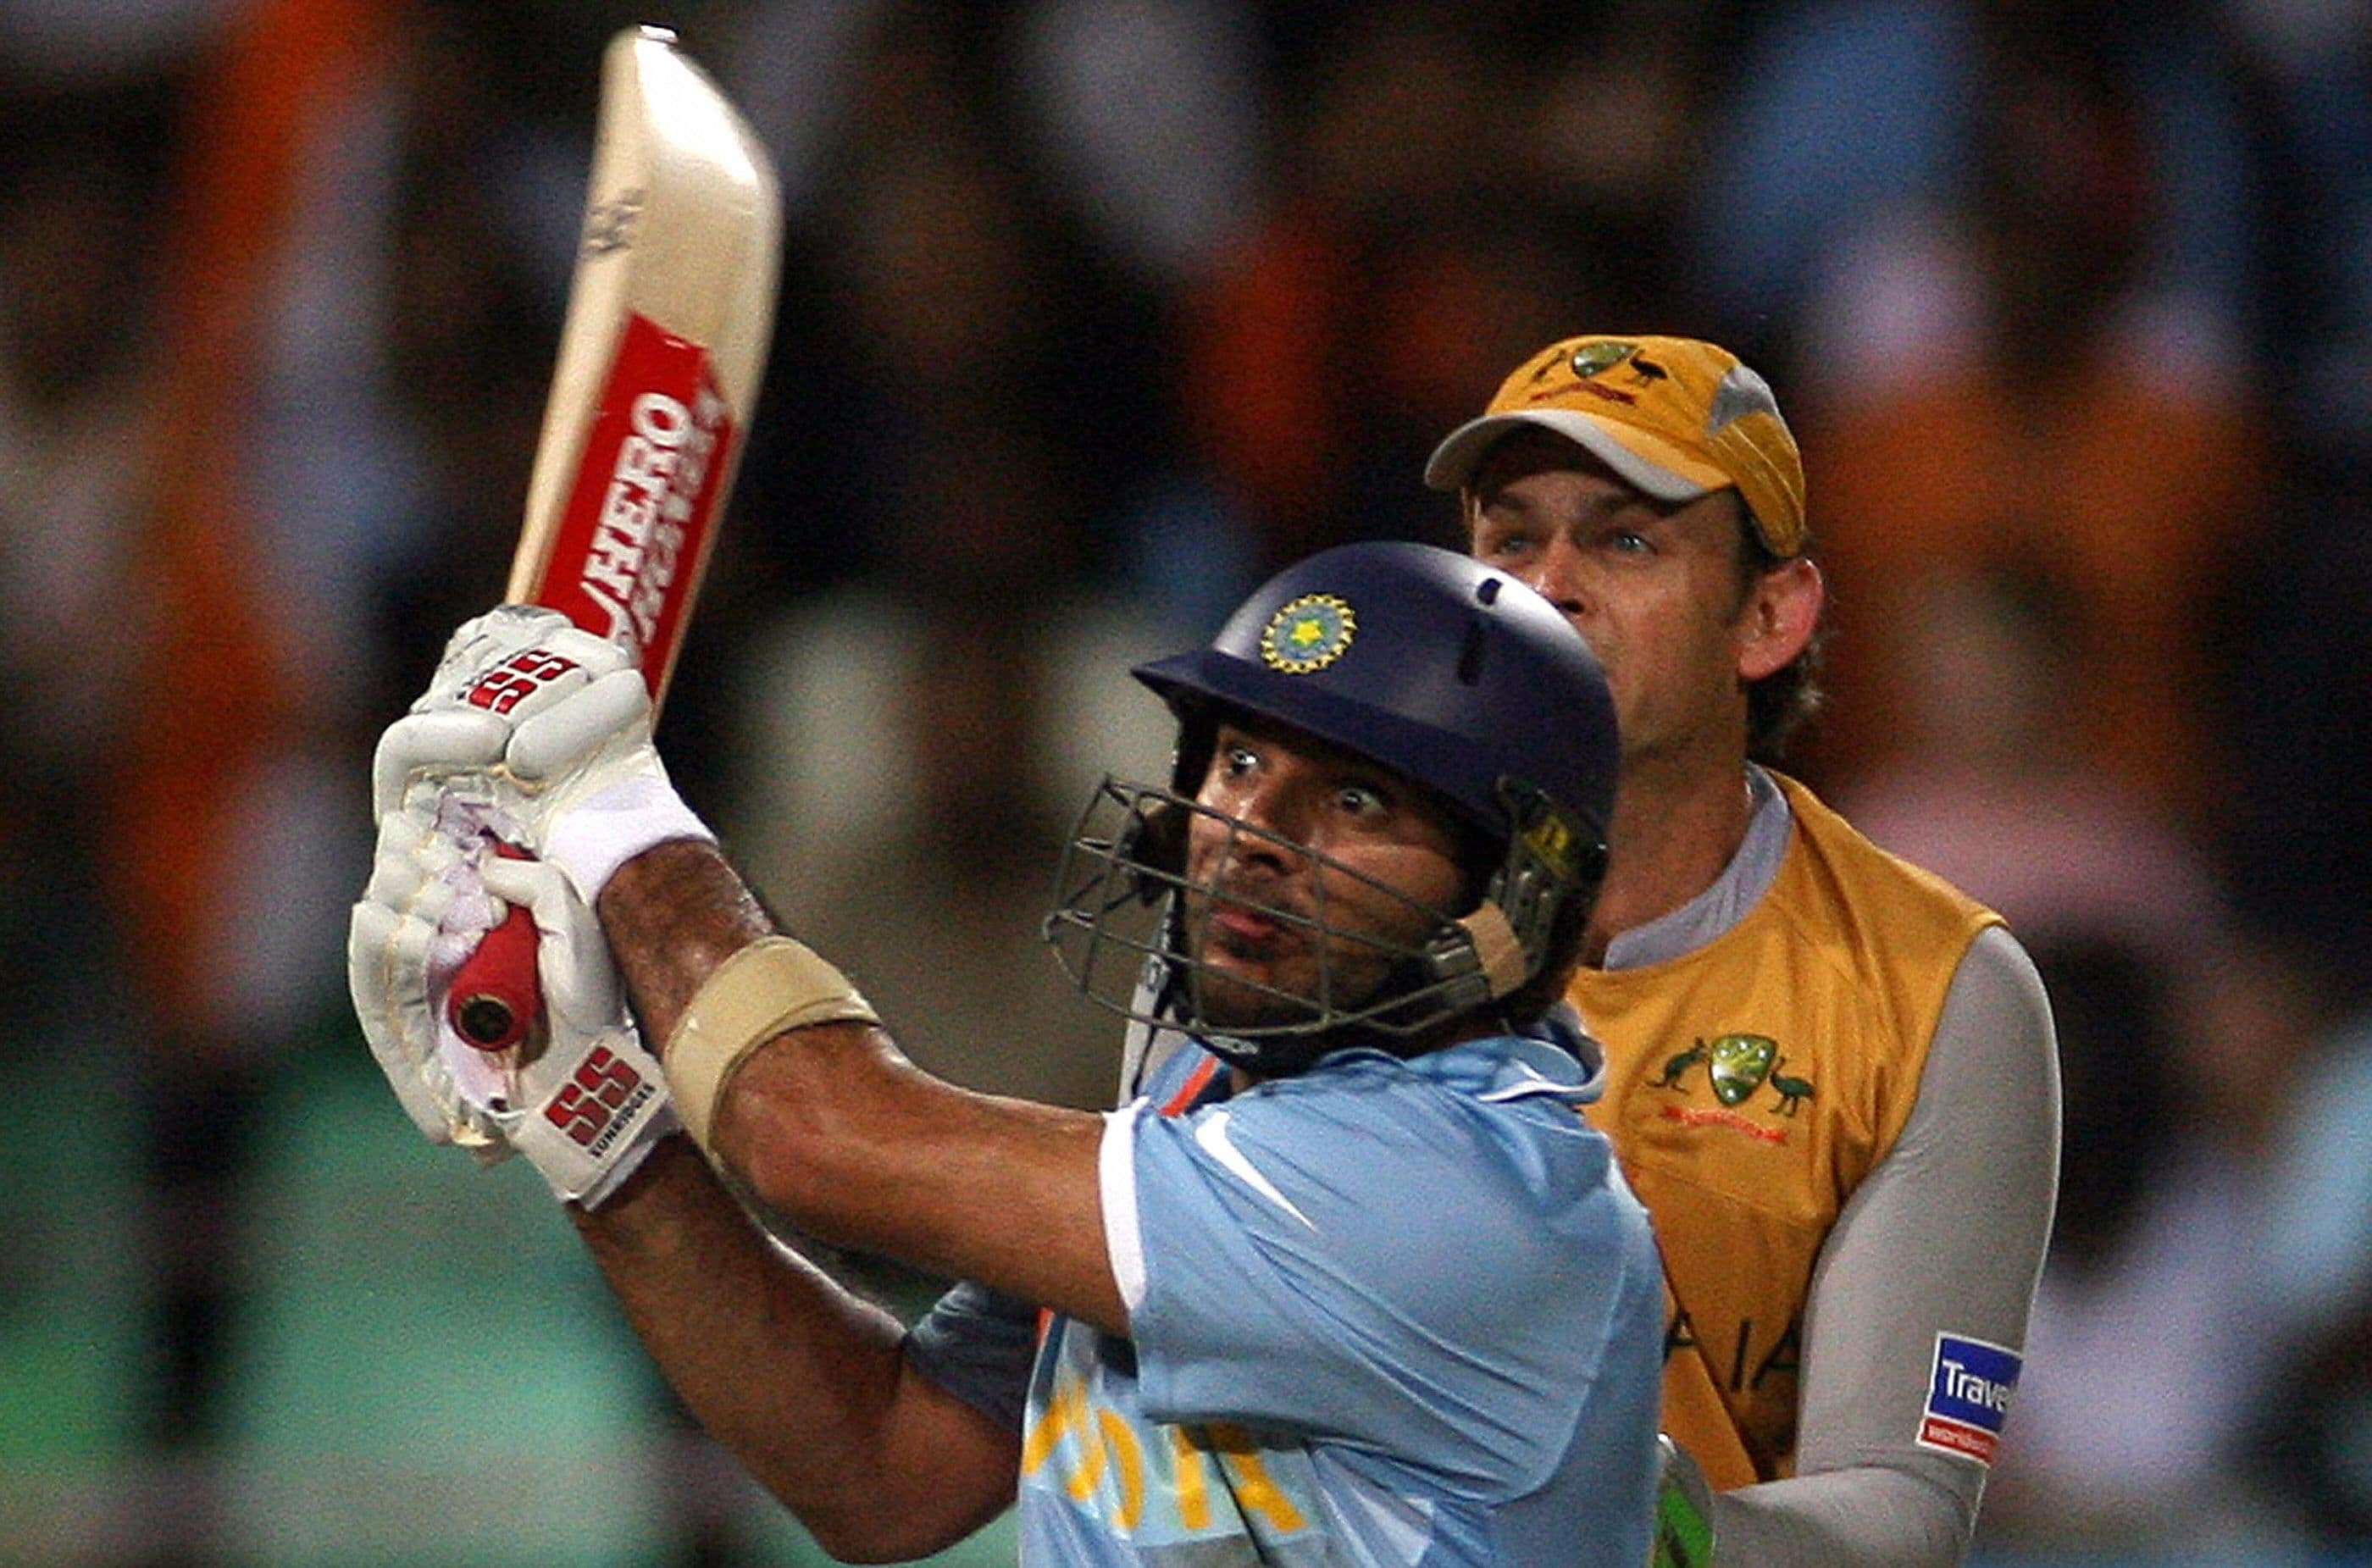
[348,777,678,1207]
[1650,1433,1717,1568]
[369,606,711,904]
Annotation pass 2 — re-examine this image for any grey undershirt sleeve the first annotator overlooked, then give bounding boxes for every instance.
[1709,924,2063,1565]
[904,1280,1041,1432]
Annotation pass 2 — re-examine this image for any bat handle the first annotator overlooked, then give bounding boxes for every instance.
[446,844,545,1051]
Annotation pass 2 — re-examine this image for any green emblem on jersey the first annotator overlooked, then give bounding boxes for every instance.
[1260,594,1356,673]
[1706,1033,1777,1106]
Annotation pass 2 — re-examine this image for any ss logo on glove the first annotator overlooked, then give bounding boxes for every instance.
[544,1045,658,1153]
[465,650,585,716]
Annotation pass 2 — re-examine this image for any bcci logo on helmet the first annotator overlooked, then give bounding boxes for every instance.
[1260,594,1357,673]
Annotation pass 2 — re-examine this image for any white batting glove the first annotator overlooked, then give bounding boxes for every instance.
[348,788,513,1152]
[348,781,679,1207]
[369,606,712,904]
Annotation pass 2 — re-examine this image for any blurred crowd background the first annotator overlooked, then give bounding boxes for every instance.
[0,0,2367,1563]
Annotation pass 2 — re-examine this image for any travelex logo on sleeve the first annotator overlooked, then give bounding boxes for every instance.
[1918,1333,2021,1465]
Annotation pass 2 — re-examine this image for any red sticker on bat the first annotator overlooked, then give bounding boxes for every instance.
[536,312,737,695]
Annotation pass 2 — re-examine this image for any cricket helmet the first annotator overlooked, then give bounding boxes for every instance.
[1045,540,1617,1075]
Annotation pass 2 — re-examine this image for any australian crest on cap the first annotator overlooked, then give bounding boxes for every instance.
[1261,593,1356,673]
[1569,341,1635,379]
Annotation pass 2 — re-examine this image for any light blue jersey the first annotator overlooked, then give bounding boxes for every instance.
[915,1011,1664,1568]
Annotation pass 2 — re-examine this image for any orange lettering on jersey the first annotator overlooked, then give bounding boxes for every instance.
[1170,1426,1214,1532]
[1096,1406,1146,1531]
[1021,1370,1086,1478]
[1209,1422,1310,1532]
[1659,1103,1789,1144]
[1067,1422,1106,1503]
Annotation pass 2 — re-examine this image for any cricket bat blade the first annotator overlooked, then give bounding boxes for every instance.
[446,25,780,1053]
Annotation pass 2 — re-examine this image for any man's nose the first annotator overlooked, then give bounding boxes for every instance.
[1224,775,1313,866]
[1516,538,1589,620]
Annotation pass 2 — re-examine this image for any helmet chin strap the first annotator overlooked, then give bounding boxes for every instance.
[1452,901,1529,999]
[1397,899,1528,1027]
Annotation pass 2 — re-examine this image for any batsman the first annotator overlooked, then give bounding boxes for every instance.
[349,542,1673,1565]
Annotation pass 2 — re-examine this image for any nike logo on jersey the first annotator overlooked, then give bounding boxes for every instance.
[1194,1111,1315,1229]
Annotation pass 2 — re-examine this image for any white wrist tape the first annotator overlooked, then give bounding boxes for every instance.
[662,936,879,1152]
[542,774,716,905]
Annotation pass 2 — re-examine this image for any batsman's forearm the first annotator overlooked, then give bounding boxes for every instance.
[573,834,1042,1552]
[594,839,1129,1337]
[598,837,778,1037]
[572,1136,1019,1559]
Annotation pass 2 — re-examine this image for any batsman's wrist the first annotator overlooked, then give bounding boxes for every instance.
[662,936,879,1153]
[542,775,716,906]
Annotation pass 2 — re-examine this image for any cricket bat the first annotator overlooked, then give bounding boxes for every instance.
[446,24,781,1050]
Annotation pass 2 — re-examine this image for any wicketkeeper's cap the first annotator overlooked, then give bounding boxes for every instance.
[1423,334,1809,558]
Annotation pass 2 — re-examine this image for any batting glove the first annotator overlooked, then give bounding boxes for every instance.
[349,778,678,1207]
[370,606,712,904]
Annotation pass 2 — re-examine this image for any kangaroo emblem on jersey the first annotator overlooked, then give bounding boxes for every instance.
[1650,1033,1816,1121]
[1651,1039,1711,1089]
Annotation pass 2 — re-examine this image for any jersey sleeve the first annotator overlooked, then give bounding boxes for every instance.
[1710,924,2063,1565]
[1110,1057,1647,1494]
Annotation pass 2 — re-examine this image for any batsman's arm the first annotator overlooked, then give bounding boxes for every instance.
[561,839,1133,1549]
[360,619,1119,1550]
[572,1135,1023,1561]
[592,840,1126,1333]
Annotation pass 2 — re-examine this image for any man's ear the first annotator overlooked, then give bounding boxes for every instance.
[1737,557,1824,682]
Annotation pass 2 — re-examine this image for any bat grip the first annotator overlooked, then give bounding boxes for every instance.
[446,844,545,1050]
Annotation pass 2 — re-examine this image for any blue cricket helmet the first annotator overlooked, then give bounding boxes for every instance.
[1046,540,1618,1073]
[1132,540,1618,857]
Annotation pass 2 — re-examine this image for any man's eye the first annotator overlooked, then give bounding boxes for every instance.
[1476,528,1534,561]
[1222,744,1258,775]
[1336,784,1388,816]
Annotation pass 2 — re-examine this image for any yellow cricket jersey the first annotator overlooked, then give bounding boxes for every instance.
[1571,773,2000,1490]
